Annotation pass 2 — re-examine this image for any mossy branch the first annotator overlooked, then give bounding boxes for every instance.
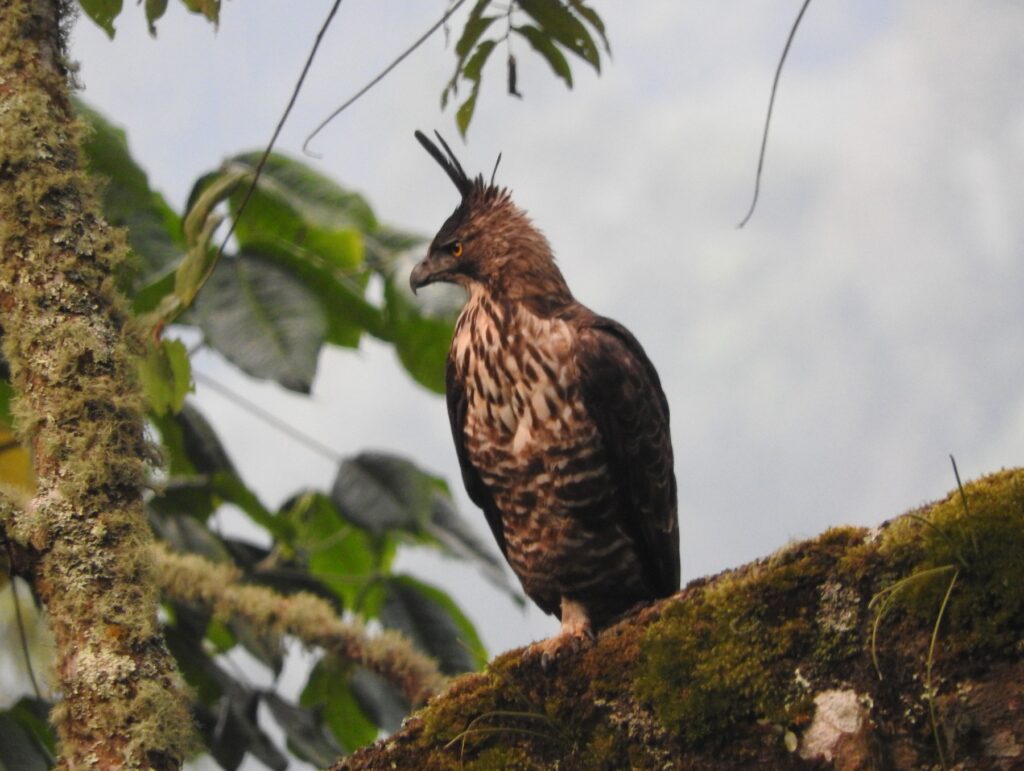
[0,1,192,767]
[334,468,1024,770]
[152,544,447,706]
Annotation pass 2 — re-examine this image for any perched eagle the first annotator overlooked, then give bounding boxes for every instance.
[410,131,679,658]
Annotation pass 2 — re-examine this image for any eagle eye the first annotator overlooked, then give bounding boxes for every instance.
[450,241,464,258]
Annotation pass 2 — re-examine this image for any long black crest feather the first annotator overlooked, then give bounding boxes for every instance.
[415,129,473,198]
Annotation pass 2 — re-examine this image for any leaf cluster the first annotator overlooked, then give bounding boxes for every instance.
[0,102,521,769]
[78,0,220,37]
[443,0,609,135]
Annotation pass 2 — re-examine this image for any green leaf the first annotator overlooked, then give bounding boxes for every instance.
[516,0,601,72]
[514,25,573,88]
[180,0,220,25]
[78,0,124,38]
[463,38,497,82]
[195,252,328,393]
[241,240,376,349]
[455,39,498,136]
[330,453,437,536]
[262,693,342,767]
[138,338,192,416]
[457,88,480,138]
[76,101,183,283]
[145,0,169,35]
[456,14,499,60]
[226,152,377,239]
[285,492,376,609]
[5,699,55,757]
[301,659,379,752]
[567,0,610,53]
[380,575,487,674]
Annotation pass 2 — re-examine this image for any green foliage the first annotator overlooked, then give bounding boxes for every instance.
[443,0,608,136]
[0,102,521,769]
[137,337,192,415]
[78,0,123,38]
[77,0,218,36]
[877,469,1024,657]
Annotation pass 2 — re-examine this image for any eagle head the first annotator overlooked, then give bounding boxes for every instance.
[410,130,570,306]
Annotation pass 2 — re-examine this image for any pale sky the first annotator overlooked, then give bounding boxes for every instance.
[64,1,1023,765]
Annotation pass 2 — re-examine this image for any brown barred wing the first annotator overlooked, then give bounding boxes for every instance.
[575,316,679,599]
[446,354,509,560]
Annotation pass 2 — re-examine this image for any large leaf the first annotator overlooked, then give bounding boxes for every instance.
[300,659,379,752]
[379,575,487,675]
[285,492,377,609]
[226,151,376,244]
[329,452,510,595]
[330,453,436,535]
[242,239,380,348]
[77,101,183,283]
[195,252,328,393]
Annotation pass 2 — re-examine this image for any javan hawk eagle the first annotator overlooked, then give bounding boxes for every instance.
[410,131,679,660]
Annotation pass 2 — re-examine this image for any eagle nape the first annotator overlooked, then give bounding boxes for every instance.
[412,129,679,664]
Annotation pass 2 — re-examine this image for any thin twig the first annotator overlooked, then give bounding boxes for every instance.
[737,0,814,228]
[302,0,471,157]
[192,370,342,464]
[212,0,346,263]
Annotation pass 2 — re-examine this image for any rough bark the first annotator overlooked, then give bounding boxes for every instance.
[334,468,1024,770]
[0,1,193,768]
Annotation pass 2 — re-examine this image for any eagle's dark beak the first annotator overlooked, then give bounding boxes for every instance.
[409,252,456,294]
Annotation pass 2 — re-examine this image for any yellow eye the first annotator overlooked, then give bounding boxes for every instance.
[451,241,463,258]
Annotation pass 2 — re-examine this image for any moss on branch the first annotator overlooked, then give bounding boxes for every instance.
[152,544,447,706]
[334,468,1024,770]
[0,1,192,768]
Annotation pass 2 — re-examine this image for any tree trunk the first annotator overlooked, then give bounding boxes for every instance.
[0,1,192,768]
[335,468,1024,770]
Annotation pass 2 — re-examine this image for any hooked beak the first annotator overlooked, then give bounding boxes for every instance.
[409,252,457,294]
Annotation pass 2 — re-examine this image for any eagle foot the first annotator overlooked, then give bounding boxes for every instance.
[527,598,596,670]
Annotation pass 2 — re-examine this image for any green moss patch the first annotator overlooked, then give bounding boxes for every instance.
[880,468,1024,656]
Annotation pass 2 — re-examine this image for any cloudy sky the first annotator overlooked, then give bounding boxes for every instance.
[69,0,1023,700]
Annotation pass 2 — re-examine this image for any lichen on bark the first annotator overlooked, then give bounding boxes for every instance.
[0,1,193,768]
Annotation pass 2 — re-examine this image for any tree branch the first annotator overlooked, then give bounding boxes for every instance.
[152,544,447,706]
[0,1,192,767]
[334,468,1024,769]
